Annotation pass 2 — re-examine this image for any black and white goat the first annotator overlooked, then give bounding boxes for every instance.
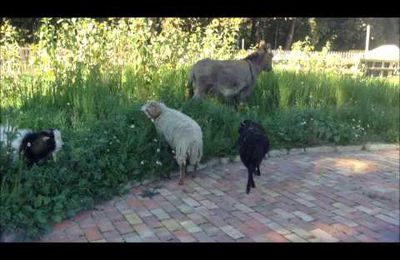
[0,124,63,166]
[237,120,270,194]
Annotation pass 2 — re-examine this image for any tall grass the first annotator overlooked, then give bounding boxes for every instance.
[1,65,398,239]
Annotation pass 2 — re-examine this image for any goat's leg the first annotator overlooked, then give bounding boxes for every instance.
[255,165,261,176]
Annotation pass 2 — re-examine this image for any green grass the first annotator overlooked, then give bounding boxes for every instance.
[0,66,399,239]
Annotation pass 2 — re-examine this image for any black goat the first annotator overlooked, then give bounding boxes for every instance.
[1,125,64,167]
[20,130,55,166]
[237,120,270,194]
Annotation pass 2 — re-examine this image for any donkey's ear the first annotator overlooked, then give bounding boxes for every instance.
[258,40,266,49]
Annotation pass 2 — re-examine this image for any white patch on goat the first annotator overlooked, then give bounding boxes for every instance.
[11,129,31,152]
[0,124,32,162]
[51,129,63,161]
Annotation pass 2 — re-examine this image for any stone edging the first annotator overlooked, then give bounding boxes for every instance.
[134,142,399,184]
[214,142,399,166]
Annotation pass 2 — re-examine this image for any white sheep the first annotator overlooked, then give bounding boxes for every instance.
[141,101,203,185]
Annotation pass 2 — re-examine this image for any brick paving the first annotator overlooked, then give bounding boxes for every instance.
[38,149,399,242]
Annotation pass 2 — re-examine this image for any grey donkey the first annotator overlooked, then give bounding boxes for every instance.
[188,41,273,104]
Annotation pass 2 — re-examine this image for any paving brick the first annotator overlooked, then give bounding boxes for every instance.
[102,230,124,242]
[173,230,196,242]
[252,234,272,242]
[188,231,212,242]
[294,198,316,207]
[95,217,114,232]
[123,233,142,242]
[293,211,315,222]
[161,219,182,232]
[220,225,245,239]
[124,212,143,225]
[375,214,399,226]
[65,224,84,237]
[266,222,291,235]
[284,233,307,242]
[177,204,195,214]
[291,228,315,239]
[180,220,202,233]
[91,239,107,242]
[133,224,155,239]
[150,208,170,220]
[114,220,134,235]
[234,203,254,213]
[182,197,201,207]
[273,208,295,219]
[199,199,218,209]
[333,215,359,228]
[265,231,289,242]
[310,229,339,242]
[84,227,103,242]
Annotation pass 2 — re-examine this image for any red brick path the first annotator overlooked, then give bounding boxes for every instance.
[38,149,399,242]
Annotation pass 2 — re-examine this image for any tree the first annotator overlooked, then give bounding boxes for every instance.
[284,18,296,50]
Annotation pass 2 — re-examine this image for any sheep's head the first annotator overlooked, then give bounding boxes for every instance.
[239,119,253,134]
[44,128,63,151]
[141,101,162,120]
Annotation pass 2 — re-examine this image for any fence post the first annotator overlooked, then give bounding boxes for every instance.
[241,39,245,50]
[365,25,370,53]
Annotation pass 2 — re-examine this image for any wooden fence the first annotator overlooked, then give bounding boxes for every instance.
[4,47,400,77]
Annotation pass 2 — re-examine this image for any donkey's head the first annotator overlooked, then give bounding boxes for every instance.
[245,41,274,72]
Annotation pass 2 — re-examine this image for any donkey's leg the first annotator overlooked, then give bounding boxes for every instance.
[193,82,213,99]
[238,86,253,104]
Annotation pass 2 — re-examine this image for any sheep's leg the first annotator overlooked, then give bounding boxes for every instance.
[246,167,254,194]
[251,173,256,188]
[192,164,197,178]
[179,163,186,185]
[246,166,257,194]
[255,165,261,176]
[246,173,251,194]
